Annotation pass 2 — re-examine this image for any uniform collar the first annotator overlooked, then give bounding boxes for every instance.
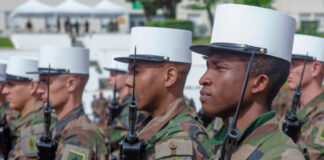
[58,105,84,122]
[297,91,324,120]
[52,105,84,138]
[211,111,276,145]
[138,97,187,140]
[17,101,42,122]
[14,101,43,128]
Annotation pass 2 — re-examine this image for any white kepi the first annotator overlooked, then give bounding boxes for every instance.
[6,56,39,81]
[190,4,296,62]
[292,34,324,62]
[115,27,192,64]
[0,61,7,82]
[104,55,128,73]
[35,45,89,75]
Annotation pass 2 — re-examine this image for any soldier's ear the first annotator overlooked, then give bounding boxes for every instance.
[251,74,269,94]
[29,81,39,95]
[66,75,78,92]
[164,66,178,88]
[311,61,322,78]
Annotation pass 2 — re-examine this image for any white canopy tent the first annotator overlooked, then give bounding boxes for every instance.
[9,0,54,18]
[93,0,128,17]
[55,0,92,17]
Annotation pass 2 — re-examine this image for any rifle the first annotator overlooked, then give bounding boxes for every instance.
[0,114,11,160]
[198,109,215,128]
[282,53,308,142]
[108,83,122,126]
[220,51,256,160]
[119,47,145,160]
[36,65,57,160]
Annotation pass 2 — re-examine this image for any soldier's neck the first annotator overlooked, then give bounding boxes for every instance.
[300,83,322,108]
[224,102,267,133]
[150,94,181,118]
[56,95,82,120]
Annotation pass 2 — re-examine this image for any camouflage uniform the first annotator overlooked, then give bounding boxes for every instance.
[205,117,223,138]
[0,103,19,159]
[211,111,305,160]
[8,101,57,160]
[0,102,19,126]
[272,84,294,120]
[103,95,148,159]
[138,97,213,159]
[92,97,109,125]
[296,91,324,160]
[51,105,109,160]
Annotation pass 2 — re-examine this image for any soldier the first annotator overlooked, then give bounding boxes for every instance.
[115,26,213,159]
[0,61,19,160]
[190,4,305,159]
[287,34,324,159]
[1,56,57,159]
[0,61,19,125]
[34,45,109,160]
[103,59,147,156]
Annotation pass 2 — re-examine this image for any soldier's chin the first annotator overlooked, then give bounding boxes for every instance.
[203,104,234,118]
[202,104,218,117]
[287,83,297,91]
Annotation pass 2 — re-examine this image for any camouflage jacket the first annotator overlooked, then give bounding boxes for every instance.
[205,117,223,138]
[104,95,148,154]
[92,97,109,125]
[138,97,213,159]
[297,91,324,160]
[0,102,19,126]
[8,101,57,160]
[0,103,19,159]
[51,105,109,160]
[272,85,294,121]
[211,111,305,160]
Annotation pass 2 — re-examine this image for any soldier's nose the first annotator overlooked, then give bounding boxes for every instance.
[126,76,133,88]
[199,73,212,86]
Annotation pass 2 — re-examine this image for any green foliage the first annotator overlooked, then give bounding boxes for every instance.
[126,0,159,21]
[296,21,319,36]
[127,0,182,20]
[0,37,14,48]
[192,37,211,45]
[234,0,273,8]
[146,19,194,34]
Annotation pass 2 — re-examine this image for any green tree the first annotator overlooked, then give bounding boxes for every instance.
[159,0,182,19]
[127,0,159,21]
[126,0,182,21]
[186,0,219,28]
[234,0,273,8]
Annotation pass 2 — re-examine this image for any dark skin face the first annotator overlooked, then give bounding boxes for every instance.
[126,61,165,113]
[199,53,253,118]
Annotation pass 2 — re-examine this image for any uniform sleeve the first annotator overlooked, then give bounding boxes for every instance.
[55,127,109,160]
[303,114,324,159]
[261,143,306,160]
